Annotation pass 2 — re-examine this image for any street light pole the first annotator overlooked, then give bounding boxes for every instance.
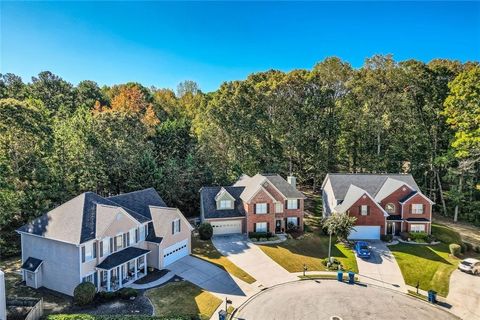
[328,231,332,264]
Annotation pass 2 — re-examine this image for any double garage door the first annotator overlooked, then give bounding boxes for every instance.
[163,239,189,267]
[211,219,243,235]
[348,226,380,240]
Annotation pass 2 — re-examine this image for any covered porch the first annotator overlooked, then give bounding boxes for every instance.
[96,247,150,292]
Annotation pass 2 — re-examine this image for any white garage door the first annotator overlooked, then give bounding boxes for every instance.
[348,226,380,240]
[211,220,243,235]
[163,239,189,267]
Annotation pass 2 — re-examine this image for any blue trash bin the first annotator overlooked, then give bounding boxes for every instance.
[337,271,343,282]
[428,290,437,303]
[218,310,227,320]
[348,271,355,284]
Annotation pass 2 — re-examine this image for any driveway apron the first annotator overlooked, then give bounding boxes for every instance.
[448,270,480,320]
[212,234,297,288]
[355,240,407,292]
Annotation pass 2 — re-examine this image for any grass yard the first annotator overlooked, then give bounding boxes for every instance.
[390,243,459,297]
[191,237,256,284]
[146,281,222,320]
[0,257,71,314]
[431,223,462,244]
[258,232,358,273]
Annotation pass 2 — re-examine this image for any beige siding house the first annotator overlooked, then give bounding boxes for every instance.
[17,188,193,296]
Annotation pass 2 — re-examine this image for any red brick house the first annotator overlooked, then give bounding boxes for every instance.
[200,174,306,235]
[322,174,434,239]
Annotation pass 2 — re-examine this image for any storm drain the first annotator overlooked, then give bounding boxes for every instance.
[330,316,343,320]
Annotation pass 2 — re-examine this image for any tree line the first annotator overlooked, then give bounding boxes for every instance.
[1,55,479,257]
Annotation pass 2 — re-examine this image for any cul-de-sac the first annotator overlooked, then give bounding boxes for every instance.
[1,2,479,320]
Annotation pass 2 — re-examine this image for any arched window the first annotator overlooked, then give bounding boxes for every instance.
[385,203,395,214]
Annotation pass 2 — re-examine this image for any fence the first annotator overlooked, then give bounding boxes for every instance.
[6,297,43,320]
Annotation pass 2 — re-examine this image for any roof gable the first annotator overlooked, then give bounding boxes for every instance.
[325,173,420,200]
[200,186,246,219]
[107,188,167,219]
[374,178,414,202]
[334,184,388,217]
[214,187,235,202]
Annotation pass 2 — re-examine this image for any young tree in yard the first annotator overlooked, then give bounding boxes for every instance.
[323,213,357,262]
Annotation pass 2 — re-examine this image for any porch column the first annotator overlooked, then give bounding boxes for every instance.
[107,270,111,292]
[134,259,138,280]
[392,223,395,235]
[119,266,123,289]
[143,255,147,275]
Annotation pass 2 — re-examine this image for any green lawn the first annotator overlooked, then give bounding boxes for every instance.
[390,243,459,297]
[146,281,222,320]
[258,232,358,273]
[431,223,462,244]
[191,237,256,284]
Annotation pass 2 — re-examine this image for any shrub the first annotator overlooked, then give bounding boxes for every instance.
[250,238,258,242]
[463,242,473,253]
[259,237,268,242]
[474,245,480,253]
[303,223,311,233]
[380,234,393,242]
[97,291,118,302]
[449,243,461,257]
[426,234,437,243]
[322,258,342,271]
[198,222,213,240]
[409,232,428,242]
[399,232,410,241]
[248,232,272,240]
[118,287,138,300]
[73,282,96,306]
[460,242,467,253]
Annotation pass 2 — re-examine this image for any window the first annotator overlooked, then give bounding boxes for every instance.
[410,224,425,232]
[100,237,109,257]
[275,202,283,213]
[115,234,123,251]
[287,199,298,210]
[129,229,136,245]
[219,200,232,209]
[255,222,267,232]
[83,273,95,284]
[360,205,368,216]
[412,204,424,214]
[139,226,146,241]
[82,242,95,263]
[287,217,298,226]
[137,256,145,269]
[255,203,268,214]
[385,203,395,214]
[172,219,181,234]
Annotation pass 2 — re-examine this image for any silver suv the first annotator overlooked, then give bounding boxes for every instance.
[458,258,480,275]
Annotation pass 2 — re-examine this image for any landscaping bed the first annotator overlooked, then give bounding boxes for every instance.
[145,281,222,320]
[134,269,169,285]
[191,236,256,284]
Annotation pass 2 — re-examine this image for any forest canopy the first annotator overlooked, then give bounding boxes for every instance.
[1,55,479,257]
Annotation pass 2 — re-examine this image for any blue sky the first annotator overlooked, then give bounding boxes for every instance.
[1,2,479,92]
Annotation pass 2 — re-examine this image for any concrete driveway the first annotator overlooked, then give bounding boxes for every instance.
[235,280,458,320]
[212,234,297,288]
[167,255,255,300]
[355,240,406,292]
[448,270,480,319]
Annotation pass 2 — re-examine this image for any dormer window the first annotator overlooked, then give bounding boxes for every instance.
[219,200,232,209]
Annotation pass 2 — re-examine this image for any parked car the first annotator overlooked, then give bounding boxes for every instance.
[354,241,371,259]
[458,258,480,275]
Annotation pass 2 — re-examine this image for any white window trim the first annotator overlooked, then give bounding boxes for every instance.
[256,203,267,214]
[129,229,136,245]
[174,219,181,234]
[115,234,123,252]
[84,242,94,262]
[410,224,425,232]
[219,200,231,209]
[412,204,424,214]
[275,202,283,213]
[102,237,110,256]
[139,225,146,241]
[385,203,395,214]
[361,205,368,216]
[256,222,267,232]
[287,199,298,210]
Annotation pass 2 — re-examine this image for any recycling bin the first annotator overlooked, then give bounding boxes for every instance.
[337,271,343,282]
[428,290,437,303]
[348,271,355,284]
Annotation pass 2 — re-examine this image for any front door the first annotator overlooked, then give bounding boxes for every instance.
[275,220,282,233]
[387,222,394,235]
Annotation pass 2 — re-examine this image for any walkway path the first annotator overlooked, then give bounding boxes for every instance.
[127,271,176,290]
[212,234,297,288]
[355,240,407,292]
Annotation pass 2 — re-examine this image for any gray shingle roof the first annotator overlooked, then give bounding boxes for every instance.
[201,186,246,219]
[18,188,164,244]
[96,247,150,270]
[21,257,43,272]
[325,173,420,200]
[108,188,167,219]
[264,174,306,199]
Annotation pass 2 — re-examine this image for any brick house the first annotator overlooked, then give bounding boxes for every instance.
[200,174,306,235]
[322,174,434,239]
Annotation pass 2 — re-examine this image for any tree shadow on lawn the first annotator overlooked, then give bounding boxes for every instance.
[391,243,454,266]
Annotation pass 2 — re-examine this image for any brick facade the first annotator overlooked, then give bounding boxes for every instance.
[401,193,432,220]
[347,194,386,235]
[379,185,413,215]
